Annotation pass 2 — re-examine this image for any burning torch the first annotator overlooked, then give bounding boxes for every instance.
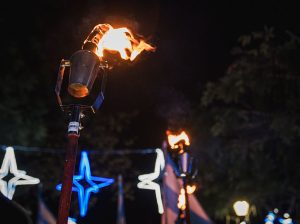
[55,23,155,224]
[167,130,197,224]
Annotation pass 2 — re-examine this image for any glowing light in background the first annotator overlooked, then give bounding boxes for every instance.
[264,209,293,224]
[56,151,114,217]
[137,148,165,214]
[233,200,250,217]
[264,210,277,224]
[279,213,293,224]
[0,146,40,199]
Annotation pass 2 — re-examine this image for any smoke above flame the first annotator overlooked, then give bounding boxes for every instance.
[84,24,155,61]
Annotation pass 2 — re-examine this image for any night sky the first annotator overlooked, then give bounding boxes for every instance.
[3,0,300,146]
[2,0,300,223]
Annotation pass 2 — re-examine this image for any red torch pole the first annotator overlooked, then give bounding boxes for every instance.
[57,105,81,224]
[54,23,155,224]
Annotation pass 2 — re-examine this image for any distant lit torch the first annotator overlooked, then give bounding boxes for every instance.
[167,131,190,152]
[56,23,155,224]
[166,130,191,175]
[166,130,192,224]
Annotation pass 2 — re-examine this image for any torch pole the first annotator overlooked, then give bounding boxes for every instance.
[183,177,191,224]
[57,105,81,224]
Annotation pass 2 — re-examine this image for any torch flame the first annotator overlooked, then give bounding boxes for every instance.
[85,24,155,61]
[187,184,196,194]
[177,188,186,210]
[166,130,190,150]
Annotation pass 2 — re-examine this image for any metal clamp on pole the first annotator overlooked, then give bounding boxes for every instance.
[68,105,81,136]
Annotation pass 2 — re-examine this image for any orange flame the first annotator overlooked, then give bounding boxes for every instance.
[177,188,186,210]
[187,184,196,194]
[166,130,190,150]
[85,24,155,61]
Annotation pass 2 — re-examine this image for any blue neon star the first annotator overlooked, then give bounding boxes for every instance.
[56,151,114,217]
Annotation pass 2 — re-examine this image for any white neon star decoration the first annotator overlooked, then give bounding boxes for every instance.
[137,148,165,214]
[0,146,40,199]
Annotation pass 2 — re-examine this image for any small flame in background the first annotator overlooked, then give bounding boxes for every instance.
[166,130,190,150]
[84,24,155,61]
[187,184,196,194]
[178,188,186,210]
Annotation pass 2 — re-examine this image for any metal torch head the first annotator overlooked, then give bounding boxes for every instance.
[180,152,190,174]
[68,50,100,98]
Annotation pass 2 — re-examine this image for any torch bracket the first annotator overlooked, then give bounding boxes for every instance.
[55,59,109,114]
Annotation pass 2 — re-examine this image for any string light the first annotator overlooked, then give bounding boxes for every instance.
[56,151,114,217]
[137,148,165,214]
[0,146,40,199]
[0,145,157,155]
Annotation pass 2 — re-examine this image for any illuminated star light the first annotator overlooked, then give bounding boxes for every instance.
[137,148,165,214]
[0,146,40,199]
[56,151,114,217]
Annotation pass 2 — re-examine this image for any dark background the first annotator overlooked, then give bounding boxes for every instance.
[1,0,300,223]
